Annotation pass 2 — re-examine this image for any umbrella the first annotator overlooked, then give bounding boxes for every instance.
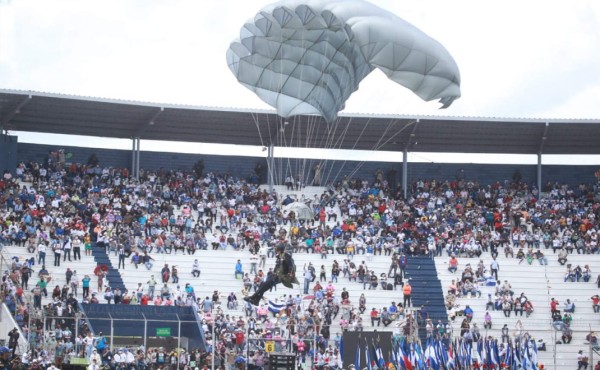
[93,265,109,276]
[284,202,314,221]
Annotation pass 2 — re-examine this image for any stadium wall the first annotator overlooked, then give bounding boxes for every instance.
[15,143,599,188]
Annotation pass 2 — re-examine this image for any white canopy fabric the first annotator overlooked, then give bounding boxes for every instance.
[227,0,461,122]
[284,201,315,220]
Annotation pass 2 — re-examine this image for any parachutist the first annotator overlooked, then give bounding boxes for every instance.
[244,244,298,306]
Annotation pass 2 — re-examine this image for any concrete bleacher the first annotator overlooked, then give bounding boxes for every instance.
[16,181,600,369]
[435,250,600,370]
[3,244,98,304]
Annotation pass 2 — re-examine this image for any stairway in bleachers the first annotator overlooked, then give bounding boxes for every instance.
[91,244,126,292]
[405,255,447,343]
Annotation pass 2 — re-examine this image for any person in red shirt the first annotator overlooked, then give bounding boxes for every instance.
[592,295,600,313]
[370,308,380,326]
[550,298,558,313]
[448,256,459,273]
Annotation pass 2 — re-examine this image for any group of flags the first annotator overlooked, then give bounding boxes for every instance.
[352,336,540,370]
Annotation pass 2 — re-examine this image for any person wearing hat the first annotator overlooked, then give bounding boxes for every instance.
[244,244,298,306]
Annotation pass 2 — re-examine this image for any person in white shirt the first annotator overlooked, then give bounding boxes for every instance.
[124,349,135,365]
[114,349,125,366]
[192,259,201,278]
[89,348,101,363]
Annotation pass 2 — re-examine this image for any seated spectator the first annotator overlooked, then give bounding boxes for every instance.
[445,292,456,310]
[448,280,457,295]
[563,312,573,326]
[557,248,568,265]
[574,265,584,282]
[582,265,592,282]
[592,295,600,313]
[462,281,478,297]
[370,308,380,327]
[483,311,492,329]
[448,256,458,273]
[586,331,599,349]
[486,294,495,311]
[498,280,513,296]
[564,299,576,313]
[227,292,238,310]
[130,252,140,268]
[524,300,534,318]
[552,310,563,323]
[562,325,573,344]
[381,307,392,327]
[535,250,548,265]
[516,248,525,264]
[463,305,474,322]
[502,299,512,317]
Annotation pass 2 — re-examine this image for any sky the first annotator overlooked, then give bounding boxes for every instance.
[1,0,599,164]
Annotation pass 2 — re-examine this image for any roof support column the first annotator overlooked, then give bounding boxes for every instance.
[131,137,141,180]
[537,153,542,198]
[537,122,549,197]
[267,143,274,194]
[402,119,419,200]
[402,149,408,200]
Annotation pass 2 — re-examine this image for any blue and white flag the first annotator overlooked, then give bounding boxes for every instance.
[267,300,285,314]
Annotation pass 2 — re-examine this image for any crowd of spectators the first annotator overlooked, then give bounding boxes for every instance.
[1,153,599,369]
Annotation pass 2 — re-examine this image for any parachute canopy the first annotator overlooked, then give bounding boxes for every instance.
[284,201,314,220]
[227,0,461,123]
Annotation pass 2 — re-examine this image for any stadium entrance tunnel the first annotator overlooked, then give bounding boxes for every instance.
[80,304,206,351]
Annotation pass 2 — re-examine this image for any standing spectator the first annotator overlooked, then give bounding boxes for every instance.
[403,282,412,307]
[490,257,499,280]
[398,254,408,278]
[147,276,157,298]
[63,236,72,262]
[53,240,62,266]
[82,275,91,298]
[161,264,171,283]
[118,245,126,269]
[72,237,82,261]
[303,264,314,294]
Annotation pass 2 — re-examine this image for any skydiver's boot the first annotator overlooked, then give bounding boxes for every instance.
[244,279,276,306]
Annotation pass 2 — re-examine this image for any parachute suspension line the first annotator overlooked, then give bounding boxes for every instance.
[343,119,417,183]
[321,116,355,188]
[324,117,372,189]
[250,112,267,149]
[342,118,400,180]
[302,32,343,190]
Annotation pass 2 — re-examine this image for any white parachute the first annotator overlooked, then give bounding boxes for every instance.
[227,0,461,123]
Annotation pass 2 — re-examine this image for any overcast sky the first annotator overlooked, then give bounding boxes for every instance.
[1,0,599,163]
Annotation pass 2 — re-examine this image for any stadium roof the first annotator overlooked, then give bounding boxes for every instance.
[1,89,599,155]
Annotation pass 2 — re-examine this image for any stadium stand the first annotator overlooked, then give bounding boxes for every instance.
[0,152,599,370]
